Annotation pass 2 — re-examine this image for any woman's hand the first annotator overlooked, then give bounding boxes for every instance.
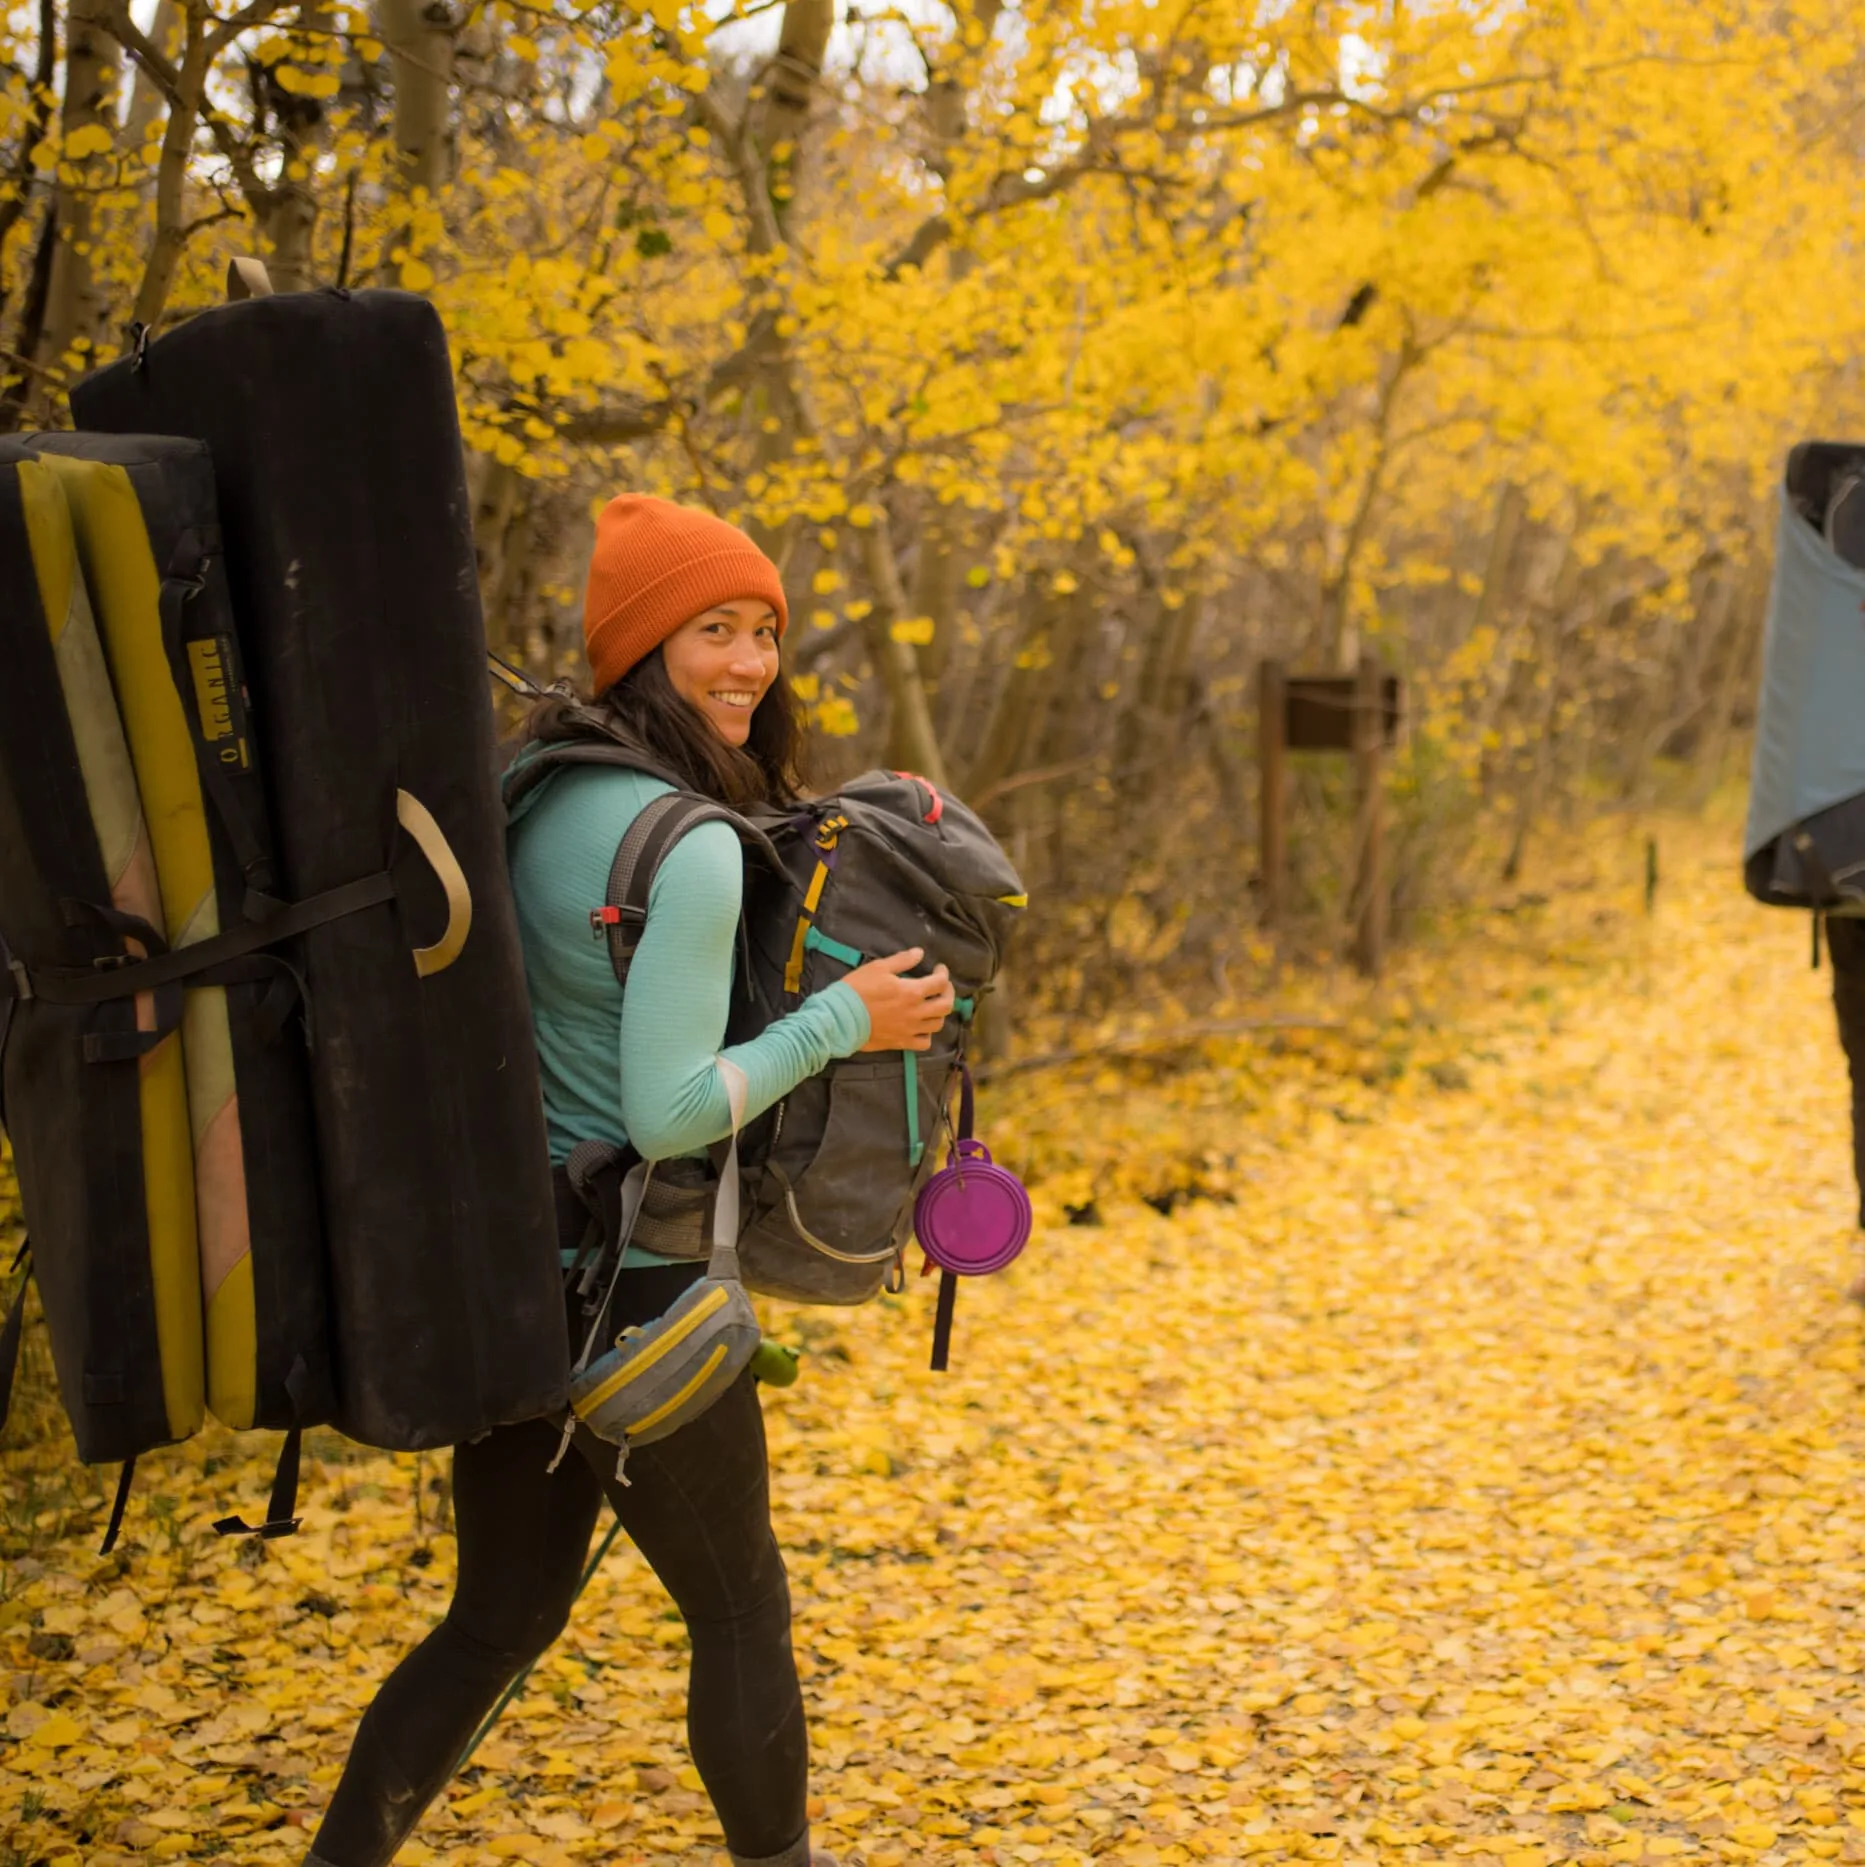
[844,948,956,1051]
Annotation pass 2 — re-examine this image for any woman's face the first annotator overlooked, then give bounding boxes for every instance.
[660,599,781,748]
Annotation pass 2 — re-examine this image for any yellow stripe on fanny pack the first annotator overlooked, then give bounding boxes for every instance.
[572,1283,731,1418]
[628,1343,729,1438]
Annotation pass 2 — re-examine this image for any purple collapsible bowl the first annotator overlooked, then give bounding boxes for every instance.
[914,1139,1032,1276]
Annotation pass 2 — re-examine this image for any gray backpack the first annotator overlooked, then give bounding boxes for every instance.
[503,730,1026,1304]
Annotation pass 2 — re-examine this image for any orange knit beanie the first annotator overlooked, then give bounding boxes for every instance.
[583,494,789,694]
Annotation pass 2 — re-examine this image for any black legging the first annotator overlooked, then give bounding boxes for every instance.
[1833,916,1865,1228]
[311,1264,808,1867]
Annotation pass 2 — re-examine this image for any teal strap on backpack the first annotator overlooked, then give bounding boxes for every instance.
[902,998,981,1166]
[803,925,863,969]
[904,1051,922,1166]
[803,934,971,1167]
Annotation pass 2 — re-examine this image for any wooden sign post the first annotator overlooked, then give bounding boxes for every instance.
[1257,652,1402,977]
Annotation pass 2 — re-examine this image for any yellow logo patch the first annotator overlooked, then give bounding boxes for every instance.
[187,637,250,770]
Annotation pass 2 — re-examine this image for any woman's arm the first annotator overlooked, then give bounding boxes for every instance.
[617,819,869,1158]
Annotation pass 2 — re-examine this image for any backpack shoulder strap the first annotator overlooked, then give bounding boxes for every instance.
[503,738,670,813]
[501,710,693,809]
[596,793,763,991]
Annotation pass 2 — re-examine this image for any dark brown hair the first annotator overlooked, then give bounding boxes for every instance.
[526,646,806,812]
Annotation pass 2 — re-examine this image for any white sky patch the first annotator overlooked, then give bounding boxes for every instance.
[1338,31,1387,100]
[705,0,961,86]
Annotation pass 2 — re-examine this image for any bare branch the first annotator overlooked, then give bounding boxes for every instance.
[882,74,1552,278]
[204,0,295,58]
[98,0,274,216]
[558,396,677,445]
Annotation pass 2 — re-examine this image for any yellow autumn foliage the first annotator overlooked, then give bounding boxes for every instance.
[0,3,1857,759]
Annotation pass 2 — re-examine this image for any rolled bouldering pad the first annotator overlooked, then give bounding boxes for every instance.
[0,456,202,1462]
[73,289,568,1449]
[25,434,335,1436]
[1746,442,1865,907]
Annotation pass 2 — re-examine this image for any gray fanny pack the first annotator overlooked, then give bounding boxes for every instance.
[552,1060,761,1483]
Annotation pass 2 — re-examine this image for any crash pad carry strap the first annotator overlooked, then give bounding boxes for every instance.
[5,872,392,1011]
[0,931,17,1124]
[157,530,277,908]
[0,788,473,1030]
[211,1424,304,1541]
[99,1412,307,1558]
[0,1229,146,1558]
[0,1239,28,1442]
[99,1406,307,1558]
[1795,831,1842,910]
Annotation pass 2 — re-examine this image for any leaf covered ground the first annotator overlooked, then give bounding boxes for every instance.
[5,819,1865,1867]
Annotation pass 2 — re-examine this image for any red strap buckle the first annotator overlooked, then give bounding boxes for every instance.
[892,771,945,824]
[589,906,623,937]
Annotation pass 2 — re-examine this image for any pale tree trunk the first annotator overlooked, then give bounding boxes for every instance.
[1690,554,1769,809]
[1472,528,1576,789]
[858,511,949,785]
[493,495,541,668]
[924,0,1005,161]
[37,0,122,398]
[718,2,953,783]
[1116,584,1202,770]
[127,2,208,333]
[123,0,180,149]
[375,0,455,282]
[964,585,1054,806]
[1468,482,1524,651]
[1024,580,1097,772]
[472,454,522,601]
[265,1,331,290]
[735,0,834,551]
[1503,572,1661,880]
[0,0,59,329]
[1658,557,1735,768]
[1319,340,1417,671]
[759,0,831,233]
[1621,555,1727,802]
[0,207,58,429]
[471,456,537,662]
[909,512,964,688]
[927,0,1003,287]
[1500,620,1570,884]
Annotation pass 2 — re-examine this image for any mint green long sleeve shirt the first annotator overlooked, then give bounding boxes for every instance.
[506,761,870,1167]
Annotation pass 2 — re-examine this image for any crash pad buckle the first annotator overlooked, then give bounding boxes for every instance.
[6,957,32,1002]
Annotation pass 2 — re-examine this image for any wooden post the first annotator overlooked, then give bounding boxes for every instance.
[1351,651,1386,977]
[1258,658,1288,927]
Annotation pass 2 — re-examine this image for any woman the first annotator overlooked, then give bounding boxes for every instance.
[311,495,955,1867]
